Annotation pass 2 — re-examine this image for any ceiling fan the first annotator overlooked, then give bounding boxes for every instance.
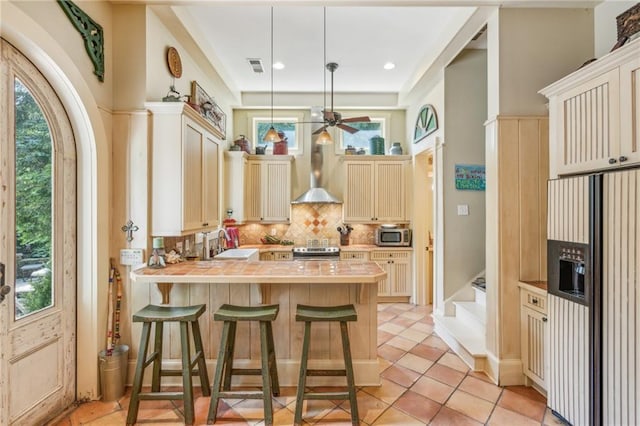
[311,62,371,135]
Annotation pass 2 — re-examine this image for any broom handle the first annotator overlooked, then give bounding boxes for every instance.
[113,267,123,346]
[106,266,115,355]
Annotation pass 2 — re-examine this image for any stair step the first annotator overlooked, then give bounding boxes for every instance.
[433,314,486,371]
[454,301,486,327]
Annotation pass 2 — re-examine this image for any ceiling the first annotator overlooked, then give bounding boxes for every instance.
[179,5,478,96]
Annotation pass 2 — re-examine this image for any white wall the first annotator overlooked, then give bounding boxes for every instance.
[442,49,487,300]
[594,1,637,58]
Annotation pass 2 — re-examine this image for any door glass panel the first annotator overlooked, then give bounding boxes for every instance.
[14,78,53,319]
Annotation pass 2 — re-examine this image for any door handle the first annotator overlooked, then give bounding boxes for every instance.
[0,262,10,304]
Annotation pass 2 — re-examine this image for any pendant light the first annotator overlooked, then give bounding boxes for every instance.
[316,7,333,145]
[263,6,279,143]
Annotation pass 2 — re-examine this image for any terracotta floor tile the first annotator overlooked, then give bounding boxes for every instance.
[399,327,429,343]
[377,322,405,335]
[316,405,357,425]
[409,343,446,362]
[505,385,547,404]
[445,390,495,423]
[410,376,455,404]
[400,311,425,321]
[340,390,389,425]
[377,343,406,363]
[498,388,546,422]
[68,400,121,424]
[377,329,395,346]
[390,304,413,312]
[467,370,494,383]
[423,334,449,351]
[360,378,407,405]
[385,336,417,352]
[488,406,541,426]
[458,375,503,403]
[380,364,421,388]
[377,356,393,373]
[425,363,466,387]
[430,406,484,426]
[377,310,396,322]
[392,390,441,423]
[370,407,425,425]
[396,352,433,374]
[82,411,128,425]
[437,352,470,373]
[292,399,337,423]
[408,321,434,334]
[271,386,298,408]
[389,316,417,328]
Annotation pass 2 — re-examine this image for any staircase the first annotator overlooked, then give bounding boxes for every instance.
[433,276,487,371]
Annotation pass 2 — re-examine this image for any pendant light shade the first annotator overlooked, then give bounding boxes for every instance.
[263,7,279,143]
[316,129,333,145]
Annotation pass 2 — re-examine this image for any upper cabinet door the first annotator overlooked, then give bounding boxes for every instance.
[343,161,375,222]
[375,162,407,222]
[202,133,220,227]
[619,56,640,167]
[556,69,620,175]
[261,161,291,222]
[183,121,205,231]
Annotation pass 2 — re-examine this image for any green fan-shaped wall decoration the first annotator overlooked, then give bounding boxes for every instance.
[413,104,438,143]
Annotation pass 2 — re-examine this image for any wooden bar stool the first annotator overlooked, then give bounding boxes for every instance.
[294,304,359,426]
[207,304,280,425]
[126,304,210,426]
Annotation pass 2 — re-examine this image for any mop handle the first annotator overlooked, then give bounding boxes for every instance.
[113,267,123,345]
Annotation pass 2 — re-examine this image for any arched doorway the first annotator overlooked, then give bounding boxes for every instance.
[0,39,76,425]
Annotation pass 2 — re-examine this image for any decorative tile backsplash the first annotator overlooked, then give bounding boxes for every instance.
[238,204,378,246]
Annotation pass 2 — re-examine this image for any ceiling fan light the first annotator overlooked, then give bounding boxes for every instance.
[316,129,333,145]
[263,126,280,143]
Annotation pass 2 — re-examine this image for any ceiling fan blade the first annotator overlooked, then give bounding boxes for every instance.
[312,125,328,135]
[337,123,359,134]
[340,116,371,123]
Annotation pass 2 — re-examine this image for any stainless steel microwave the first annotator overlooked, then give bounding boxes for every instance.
[375,228,412,247]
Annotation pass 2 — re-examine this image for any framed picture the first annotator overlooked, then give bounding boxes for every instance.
[455,164,485,191]
[190,81,226,139]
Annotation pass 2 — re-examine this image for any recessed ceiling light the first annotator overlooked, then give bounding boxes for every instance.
[273,62,285,70]
[383,62,396,70]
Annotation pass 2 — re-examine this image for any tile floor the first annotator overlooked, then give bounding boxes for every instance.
[50,303,567,425]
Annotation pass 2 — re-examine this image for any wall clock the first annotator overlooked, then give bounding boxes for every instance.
[166,46,183,78]
[413,104,438,143]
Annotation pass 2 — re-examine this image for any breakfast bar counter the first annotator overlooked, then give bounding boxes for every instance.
[129,260,386,386]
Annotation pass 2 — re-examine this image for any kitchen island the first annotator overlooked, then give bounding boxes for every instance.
[129,260,386,386]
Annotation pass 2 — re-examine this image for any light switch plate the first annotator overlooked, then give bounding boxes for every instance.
[457,204,469,216]
[120,248,144,266]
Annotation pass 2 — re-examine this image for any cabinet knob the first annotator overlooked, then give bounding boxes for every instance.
[203,222,208,226]
[542,317,548,322]
[619,156,628,162]
[532,298,538,304]
[609,158,618,164]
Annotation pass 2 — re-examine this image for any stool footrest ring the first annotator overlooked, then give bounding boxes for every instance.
[306,369,347,377]
[302,391,350,401]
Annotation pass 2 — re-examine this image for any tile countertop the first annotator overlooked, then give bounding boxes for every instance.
[518,280,548,293]
[130,260,387,284]
[238,244,414,252]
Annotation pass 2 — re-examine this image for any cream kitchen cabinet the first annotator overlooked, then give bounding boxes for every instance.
[147,102,220,236]
[225,152,293,223]
[343,156,410,223]
[518,283,547,392]
[540,38,640,177]
[340,251,369,261]
[370,250,412,299]
[259,251,292,261]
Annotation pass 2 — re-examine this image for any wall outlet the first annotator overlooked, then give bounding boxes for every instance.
[120,248,144,266]
[457,204,469,216]
[270,228,277,236]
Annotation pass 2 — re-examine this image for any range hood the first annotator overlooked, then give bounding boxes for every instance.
[292,122,341,204]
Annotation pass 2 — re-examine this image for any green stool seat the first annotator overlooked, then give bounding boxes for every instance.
[126,304,210,426]
[294,304,359,426]
[207,304,280,425]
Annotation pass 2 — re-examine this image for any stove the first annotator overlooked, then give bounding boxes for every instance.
[292,246,340,261]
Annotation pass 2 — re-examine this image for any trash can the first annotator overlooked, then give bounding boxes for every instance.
[98,344,129,401]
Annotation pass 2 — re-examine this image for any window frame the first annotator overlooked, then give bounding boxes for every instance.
[250,111,305,155]
[336,114,391,155]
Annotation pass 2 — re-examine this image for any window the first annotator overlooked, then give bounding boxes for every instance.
[252,117,300,153]
[338,118,387,154]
